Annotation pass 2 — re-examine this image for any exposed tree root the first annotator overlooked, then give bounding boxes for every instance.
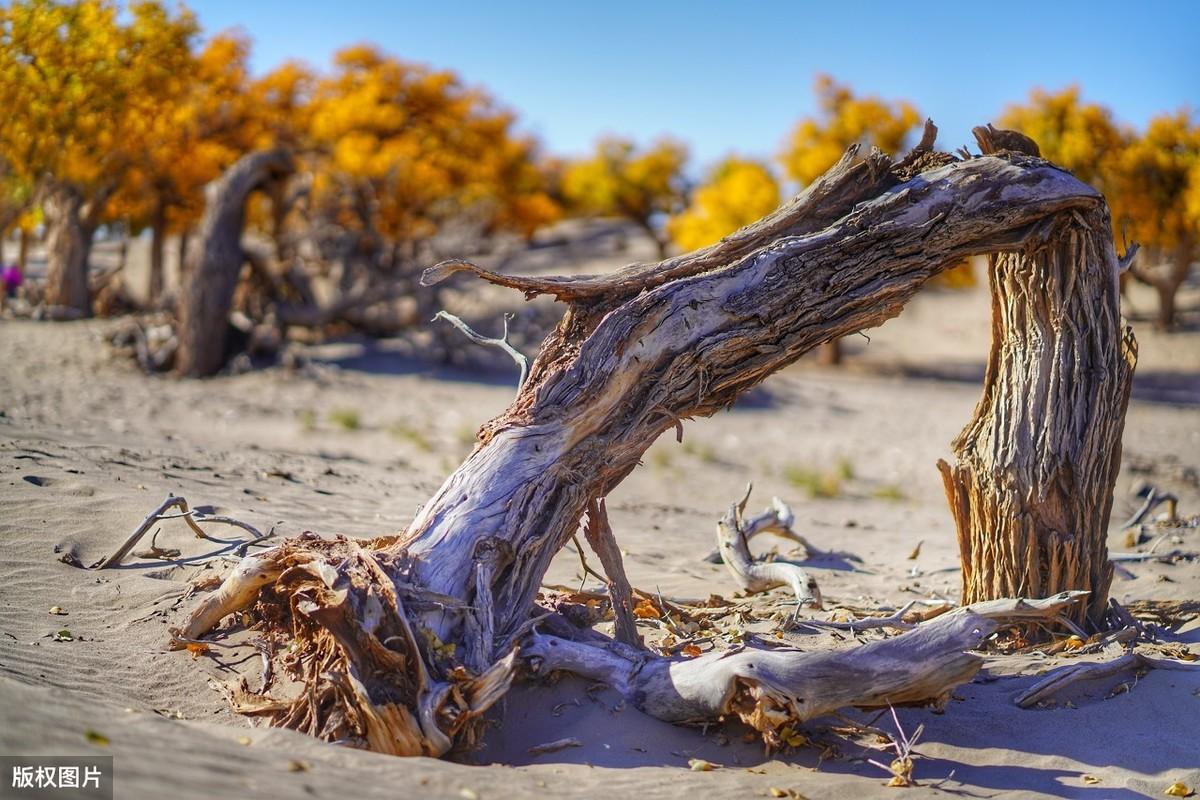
[174,534,514,756]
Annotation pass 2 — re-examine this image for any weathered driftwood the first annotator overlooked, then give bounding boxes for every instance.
[716,487,822,612]
[1014,649,1199,708]
[178,123,1136,756]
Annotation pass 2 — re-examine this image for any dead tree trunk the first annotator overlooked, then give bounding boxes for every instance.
[939,217,1136,628]
[149,198,167,303]
[178,123,1136,756]
[175,149,293,378]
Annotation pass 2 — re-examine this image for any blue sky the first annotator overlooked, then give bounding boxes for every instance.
[187,1,1199,171]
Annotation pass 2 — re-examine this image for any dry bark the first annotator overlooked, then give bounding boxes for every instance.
[178,123,1136,756]
[937,132,1135,627]
[175,149,293,377]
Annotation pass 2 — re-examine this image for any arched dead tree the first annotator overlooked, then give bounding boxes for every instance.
[175,149,294,378]
[176,122,1135,756]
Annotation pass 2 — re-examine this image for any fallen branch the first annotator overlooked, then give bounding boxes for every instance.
[93,494,270,569]
[803,601,921,632]
[1015,650,1200,708]
[716,486,822,615]
[526,593,1088,749]
[702,491,824,564]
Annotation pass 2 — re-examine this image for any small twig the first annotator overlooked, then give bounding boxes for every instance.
[569,534,608,590]
[805,601,919,632]
[528,737,583,756]
[433,310,529,387]
[1117,240,1140,273]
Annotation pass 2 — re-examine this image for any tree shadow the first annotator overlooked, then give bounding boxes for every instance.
[861,359,1200,407]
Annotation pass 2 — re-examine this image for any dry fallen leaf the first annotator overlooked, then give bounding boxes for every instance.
[1063,635,1085,651]
[1081,775,1101,785]
[49,606,68,615]
[84,729,109,747]
[185,642,210,658]
[681,644,702,658]
[688,758,720,771]
[237,736,252,746]
[634,598,662,619]
[459,789,479,800]
[906,540,923,560]
[1165,782,1194,797]
[769,789,788,798]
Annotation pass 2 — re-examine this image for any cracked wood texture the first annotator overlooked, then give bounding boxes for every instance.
[939,210,1136,627]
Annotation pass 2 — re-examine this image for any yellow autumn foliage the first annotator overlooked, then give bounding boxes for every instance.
[668,157,780,251]
[0,0,197,195]
[780,75,921,186]
[562,137,688,253]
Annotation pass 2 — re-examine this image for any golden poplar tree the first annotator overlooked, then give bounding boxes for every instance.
[668,157,780,251]
[562,137,688,258]
[0,0,197,313]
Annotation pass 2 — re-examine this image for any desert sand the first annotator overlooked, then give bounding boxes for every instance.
[1,231,1198,799]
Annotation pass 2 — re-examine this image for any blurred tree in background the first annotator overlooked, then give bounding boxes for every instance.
[1002,88,1199,329]
[562,137,688,258]
[1112,111,1200,329]
[0,0,1193,370]
[668,157,779,251]
[0,0,197,314]
[780,75,920,186]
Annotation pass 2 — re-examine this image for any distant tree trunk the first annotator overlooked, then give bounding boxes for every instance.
[816,338,842,365]
[43,184,93,315]
[1129,240,1194,331]
[17,228,29,271]
[149,200,167,303]
[175,149,293,378]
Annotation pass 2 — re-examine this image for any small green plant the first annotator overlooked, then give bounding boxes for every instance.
[873,484,906,502]
[328,407,361,431]
[455,424,478,446]
[647,446,674,471]
[835,456,855,482]
[783,464,842,498]
[681,440,717,463]
[389,422,433,452]
[296,407,317,433]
